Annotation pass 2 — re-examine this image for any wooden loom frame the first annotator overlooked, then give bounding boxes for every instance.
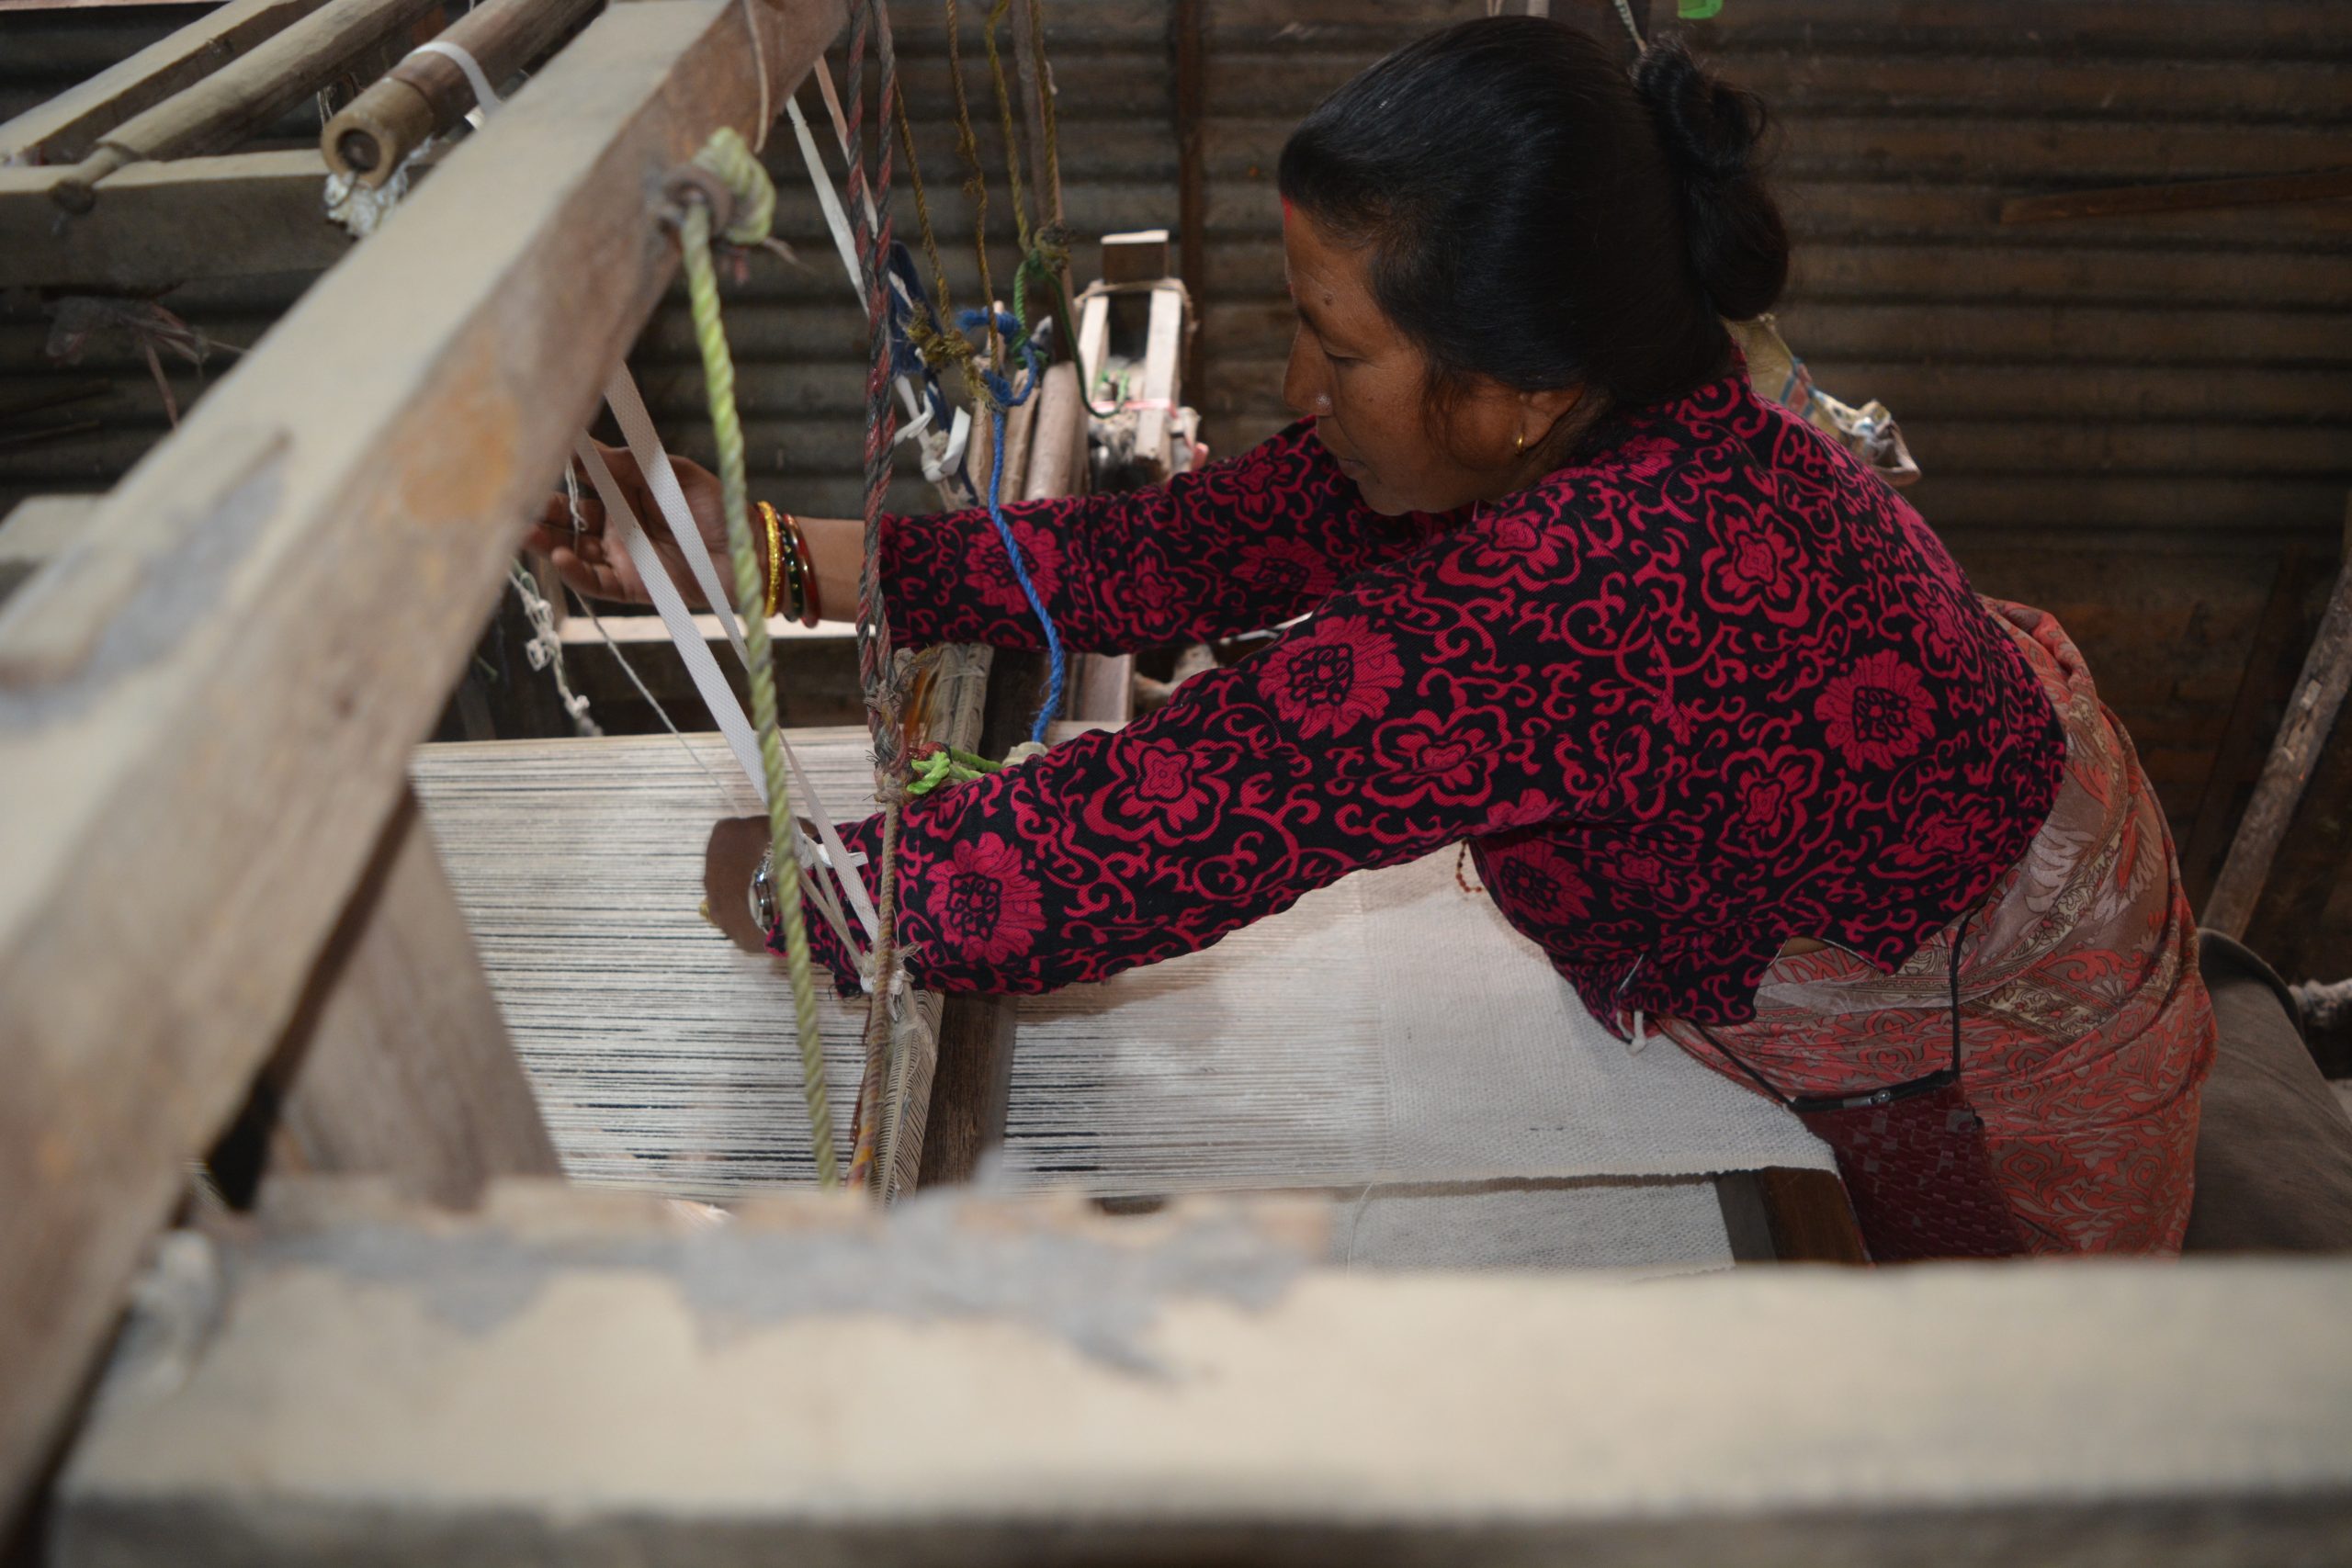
[3,0,2346,1556]
[0,0,856,1524]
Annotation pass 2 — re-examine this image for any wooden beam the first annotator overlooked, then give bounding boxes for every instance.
[2181,548,2329,907]
[44,0,450,212]
[2206,517,2352,937]
[0,151,349,291]
[1134,283,1183,476]
[254,787,561,1207]
[50,1180,2352,1565]
[0,0,843,1532]
[875,639,997,1200]
[2002,167,2352,226]
[1715,1167,1868,1265]
[0,0,334,165]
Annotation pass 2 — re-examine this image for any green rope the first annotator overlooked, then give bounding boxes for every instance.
[905,743,1001,796]
[680,126,839,1191]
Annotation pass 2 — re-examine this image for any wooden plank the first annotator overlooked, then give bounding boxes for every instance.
[50,1180,2352,1565]
[0,150,348,291]
[1133,283,1183,474]
[0,0,845,1532]
[2005,168,2352,226]
[1076,289,1110,403]
[253,787,560,1207]
[0,0,334,165]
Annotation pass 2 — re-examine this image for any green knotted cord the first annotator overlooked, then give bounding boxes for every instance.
[680,126,839,1190]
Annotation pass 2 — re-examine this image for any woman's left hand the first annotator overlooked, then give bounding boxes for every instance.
[524,440,740,609]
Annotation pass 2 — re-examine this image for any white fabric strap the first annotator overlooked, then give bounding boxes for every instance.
[412,39,503,114]
[602,369,751,671]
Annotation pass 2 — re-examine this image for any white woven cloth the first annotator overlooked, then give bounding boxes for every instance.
[413,731,1830,1202]
[1003,842,1832,1191]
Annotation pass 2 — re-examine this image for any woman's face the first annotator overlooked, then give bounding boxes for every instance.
[1281,205,1576,516]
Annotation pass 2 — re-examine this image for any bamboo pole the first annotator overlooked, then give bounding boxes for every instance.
[321,0,605,186]
[47,0,445,213]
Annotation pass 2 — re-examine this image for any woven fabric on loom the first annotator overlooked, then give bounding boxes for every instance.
[413,731,1830,1202]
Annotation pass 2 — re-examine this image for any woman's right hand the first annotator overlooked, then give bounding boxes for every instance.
[524,440,740,609]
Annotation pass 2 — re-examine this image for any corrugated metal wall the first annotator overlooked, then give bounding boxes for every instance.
[6,0,2350,958]
[1184,0,2352,883]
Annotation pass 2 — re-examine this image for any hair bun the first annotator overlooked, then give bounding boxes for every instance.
[1633,37,1787,321]
[1634,37,1762,185]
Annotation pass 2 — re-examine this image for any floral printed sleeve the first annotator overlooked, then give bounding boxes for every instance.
[879,420,1454,655]
[784,371,2068,1032]
[792,520,1575,995]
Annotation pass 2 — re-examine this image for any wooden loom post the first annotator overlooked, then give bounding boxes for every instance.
[910,362,1086,1189]
[246,788,562,1207]
[2204,498,2352,938]
[0,0,846,1529]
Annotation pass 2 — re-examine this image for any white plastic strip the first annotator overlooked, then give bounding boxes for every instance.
[786,98,865,309]
[577,439,767,795]
[781,734,880,942]
[602,369,751,671]
[412,39,503,112]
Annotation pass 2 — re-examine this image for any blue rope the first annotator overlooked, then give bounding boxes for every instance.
[956,307,1063,745]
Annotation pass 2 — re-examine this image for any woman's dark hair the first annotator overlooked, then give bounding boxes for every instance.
[1277,19,1786,417]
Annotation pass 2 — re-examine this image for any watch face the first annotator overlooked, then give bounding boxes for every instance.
[749,860,778,932]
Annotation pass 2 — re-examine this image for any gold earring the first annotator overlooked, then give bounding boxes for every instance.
[1514,430,1526,456]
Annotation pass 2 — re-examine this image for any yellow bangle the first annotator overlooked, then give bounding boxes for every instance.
[758,501,784,620]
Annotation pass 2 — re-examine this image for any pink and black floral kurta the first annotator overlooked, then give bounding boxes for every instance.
[801,370,2070,1038]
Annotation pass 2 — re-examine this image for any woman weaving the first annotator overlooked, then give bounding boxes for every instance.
[529,19,2214,1259]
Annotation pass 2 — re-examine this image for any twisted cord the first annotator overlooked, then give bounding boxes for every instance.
[957,306,1063,744]
[892,88,955,328]
[982,0,1032,254]
[842,0,917,1194]
[678,130,838,1190]
[1025,0,1061,218]
[938,0,999,366]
